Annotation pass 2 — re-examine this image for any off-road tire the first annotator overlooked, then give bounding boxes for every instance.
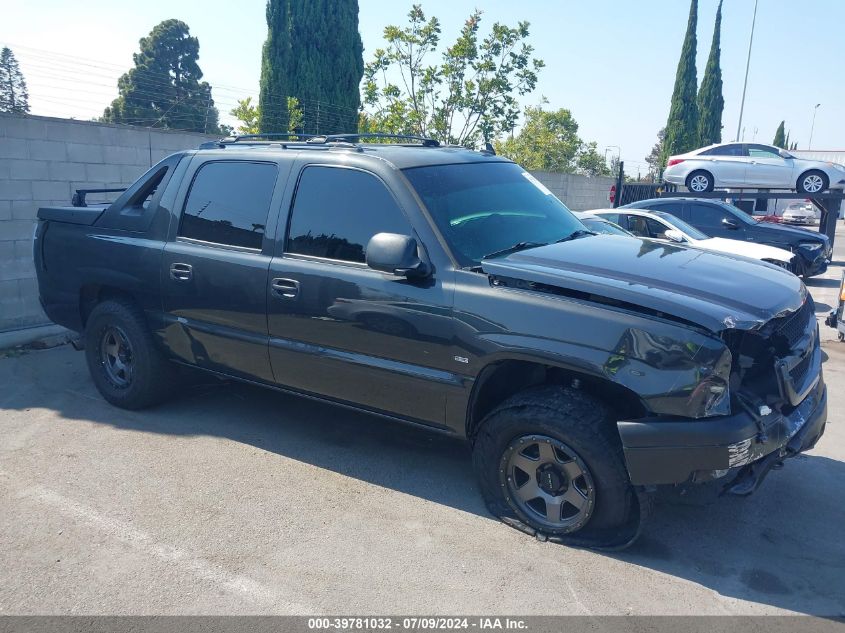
[84,299,177,409]
[472,385,645,549]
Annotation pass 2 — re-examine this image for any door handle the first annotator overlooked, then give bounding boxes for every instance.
[271,277,300,300]
[170,262,193,281]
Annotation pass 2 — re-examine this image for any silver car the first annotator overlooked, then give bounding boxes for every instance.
[782,202,818,225]
[663,142,845,194]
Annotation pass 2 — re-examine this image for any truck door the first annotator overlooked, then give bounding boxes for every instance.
[161,159,285,383]
[266,164,454,426]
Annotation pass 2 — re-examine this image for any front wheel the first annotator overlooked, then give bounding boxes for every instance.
[686,170,714,193]
[797,170,829,194]
[84,299,177,409]
[472,386,642,547]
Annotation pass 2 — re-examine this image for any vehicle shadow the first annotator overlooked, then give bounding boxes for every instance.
[1,346,843,615]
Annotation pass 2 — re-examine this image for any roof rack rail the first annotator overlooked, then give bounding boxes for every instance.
[197,132,442,150]
[198,133,319,149]
[323,133,440,147]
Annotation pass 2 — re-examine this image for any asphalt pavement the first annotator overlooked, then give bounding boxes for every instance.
[0,225,843,616]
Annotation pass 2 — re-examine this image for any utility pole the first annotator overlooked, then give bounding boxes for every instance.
[808,103,821,149]
[735,0,758,142]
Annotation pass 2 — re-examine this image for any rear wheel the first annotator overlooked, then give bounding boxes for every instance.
[685,170,714,193]
[84,299,177,409]
[472,386,642,547]
[797,170,828,194]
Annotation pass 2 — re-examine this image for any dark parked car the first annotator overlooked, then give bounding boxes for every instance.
[621,197,831,278]
[34,135,827,548]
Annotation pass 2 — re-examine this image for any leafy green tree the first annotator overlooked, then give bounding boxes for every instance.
[260,0,363,134]
[773,121,786,148]
[661,0,699,167]
[232,95,304,135]
[287,96,303,133]
[231,97,260,134]
[363,5,544,146]
[259,0,291,133]
[0,47,29,114]
[645,128,666,182]
[102,20,220,132]
[697,0,723,146]
[289,0,363,133]
[495,105,608,175]
[577,143,612,177]
[495,106,580,171]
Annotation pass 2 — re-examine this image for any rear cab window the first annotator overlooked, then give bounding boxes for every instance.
[179,161,278,250]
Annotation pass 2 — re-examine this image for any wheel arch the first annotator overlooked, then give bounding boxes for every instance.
[465,358,648,441]
[80,284,142,328]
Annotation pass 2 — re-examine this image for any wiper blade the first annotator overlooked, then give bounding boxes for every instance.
[554,229,596,243]
[481,241,548,260]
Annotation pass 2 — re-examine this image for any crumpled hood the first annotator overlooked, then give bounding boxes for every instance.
[481,235,806,333]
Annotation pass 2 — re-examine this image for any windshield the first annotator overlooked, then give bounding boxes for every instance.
[403,162,586,266]
[581,217,631,236]
[651,211,710,240]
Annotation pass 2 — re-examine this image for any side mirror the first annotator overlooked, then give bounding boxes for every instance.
[778,149,791,159]
[722,218,739,229]
[664,229,686,243]
[366,233,429,278]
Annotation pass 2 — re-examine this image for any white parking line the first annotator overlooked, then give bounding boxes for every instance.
[17,483,313,613]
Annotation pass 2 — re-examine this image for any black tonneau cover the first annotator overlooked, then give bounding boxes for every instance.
[37,206,107,226]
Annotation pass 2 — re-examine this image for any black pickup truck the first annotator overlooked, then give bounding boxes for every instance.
[34,134,827,547]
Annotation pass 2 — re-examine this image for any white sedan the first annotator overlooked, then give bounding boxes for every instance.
[663,142,845,194]
[588,208,795,271]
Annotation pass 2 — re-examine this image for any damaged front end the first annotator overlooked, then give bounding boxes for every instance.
[618,294,827,494]
[717,296,826,494]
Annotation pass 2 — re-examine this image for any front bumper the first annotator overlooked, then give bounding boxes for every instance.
[798,249,829,277]
[618,377,827,487]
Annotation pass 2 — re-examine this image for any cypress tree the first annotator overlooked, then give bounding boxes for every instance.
[259,0,363,134]
[661,0,699,167]
[0,47,30,114]
[697,0,723,146]
[773,121,786,148]
[288,0,363,134]
[259,0,292,133]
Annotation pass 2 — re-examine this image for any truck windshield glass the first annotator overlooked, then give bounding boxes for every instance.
[403,162,586,266]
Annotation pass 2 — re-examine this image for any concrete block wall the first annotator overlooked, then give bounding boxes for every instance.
[529,171,615,211]
[0,113,216,334]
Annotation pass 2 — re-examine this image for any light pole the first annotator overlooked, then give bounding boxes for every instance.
[808,103,821,149]
[604,145,620,170]
[735,0,758,142]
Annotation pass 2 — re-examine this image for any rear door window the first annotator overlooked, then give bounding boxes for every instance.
[286,166,412,263]
[700,144,745,157]
[179,161,278,249]
[688,203,733,230]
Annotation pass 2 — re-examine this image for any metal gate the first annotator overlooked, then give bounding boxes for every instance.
[615,182,676,207]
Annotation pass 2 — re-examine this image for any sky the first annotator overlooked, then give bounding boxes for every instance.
[3,0,844,175]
